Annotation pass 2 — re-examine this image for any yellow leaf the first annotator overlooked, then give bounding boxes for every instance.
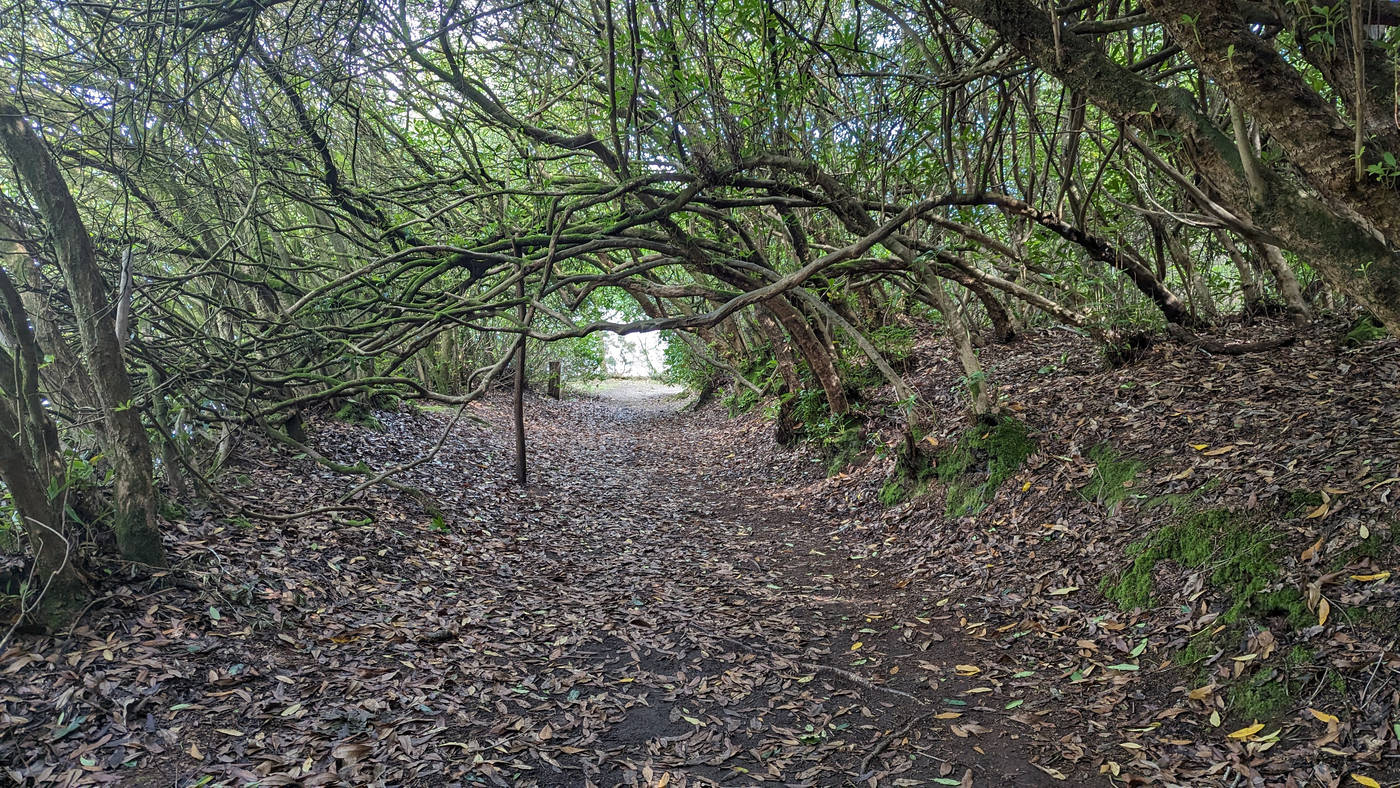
[1318,598,1331,626]
[1360,524,1371,539]
[1306,708,1339,724]
[1022,480,1031,491]
[1300,535,1324,562]
[1350,571,1390,582]
[934,712,962,719]
[1231,653,1258,662]
[954,664,981,675]
[850,641,863,651]
[1227,722,1265,740]
[1304,502,1330,519]
[657,773,671,788]
[1351,776,1381,788]
[1191,443,1208,450]
[1209,710,1221,727]
[1202,444,1236,456]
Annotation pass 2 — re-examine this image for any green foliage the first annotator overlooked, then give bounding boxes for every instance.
[723,386,762,415]
[660,331,718,391]
[839,324,915,389]
[1080,444,1142,508]
[936,416,1036,518]
[0,491,21,554]
[808,417,866,475]
[1343,315,1387,346]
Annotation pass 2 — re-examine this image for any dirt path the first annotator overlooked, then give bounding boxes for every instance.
[508,381,1063,786]
[2,384,1070,787]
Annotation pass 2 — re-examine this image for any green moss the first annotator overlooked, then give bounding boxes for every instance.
[333,401,383,430]
[1329,671,1347,694]
[158,498,188,521]
[1284,489,1324,517]
[1102,509,1289,624]
[1081,444,1142,508]
[935,416,1036,518]
[1285,645,1313,666]
[1332,522,1399,568]
[1252,588,1313,629]
[1344,315,1387,346]
[1172,629,1219,666]
[879,480,908,507]
[1227,669,1293,719]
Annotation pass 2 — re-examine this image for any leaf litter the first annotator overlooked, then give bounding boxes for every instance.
[2,382,1052,786]
[3,319,1399,787]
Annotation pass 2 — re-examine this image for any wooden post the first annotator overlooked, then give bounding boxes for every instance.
[547,360,561,399]
[513,253,527,487]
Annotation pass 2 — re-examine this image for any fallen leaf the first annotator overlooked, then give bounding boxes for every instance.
[1307,708,1340,724]
[1227,722,1265,740]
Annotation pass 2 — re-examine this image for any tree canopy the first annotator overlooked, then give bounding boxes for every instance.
[2,0,1399,627]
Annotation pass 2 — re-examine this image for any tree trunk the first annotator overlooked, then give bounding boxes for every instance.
[0,102,166,567]
[1253,243,1312,326]
[1215,230,1266,316]
[0,268,88,630]
[513,272,527,486]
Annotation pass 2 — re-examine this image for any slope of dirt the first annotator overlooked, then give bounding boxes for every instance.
[3,384,1064,786]
[778,316,1400,787]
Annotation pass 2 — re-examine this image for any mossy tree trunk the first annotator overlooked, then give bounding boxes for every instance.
[0,266,88,630]
[0,102,167,568]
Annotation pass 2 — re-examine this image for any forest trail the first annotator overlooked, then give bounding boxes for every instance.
[488,381,1062,786]
[3,383,1065,787]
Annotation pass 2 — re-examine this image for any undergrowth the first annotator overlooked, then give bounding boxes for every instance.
[1343,315,1386,346]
